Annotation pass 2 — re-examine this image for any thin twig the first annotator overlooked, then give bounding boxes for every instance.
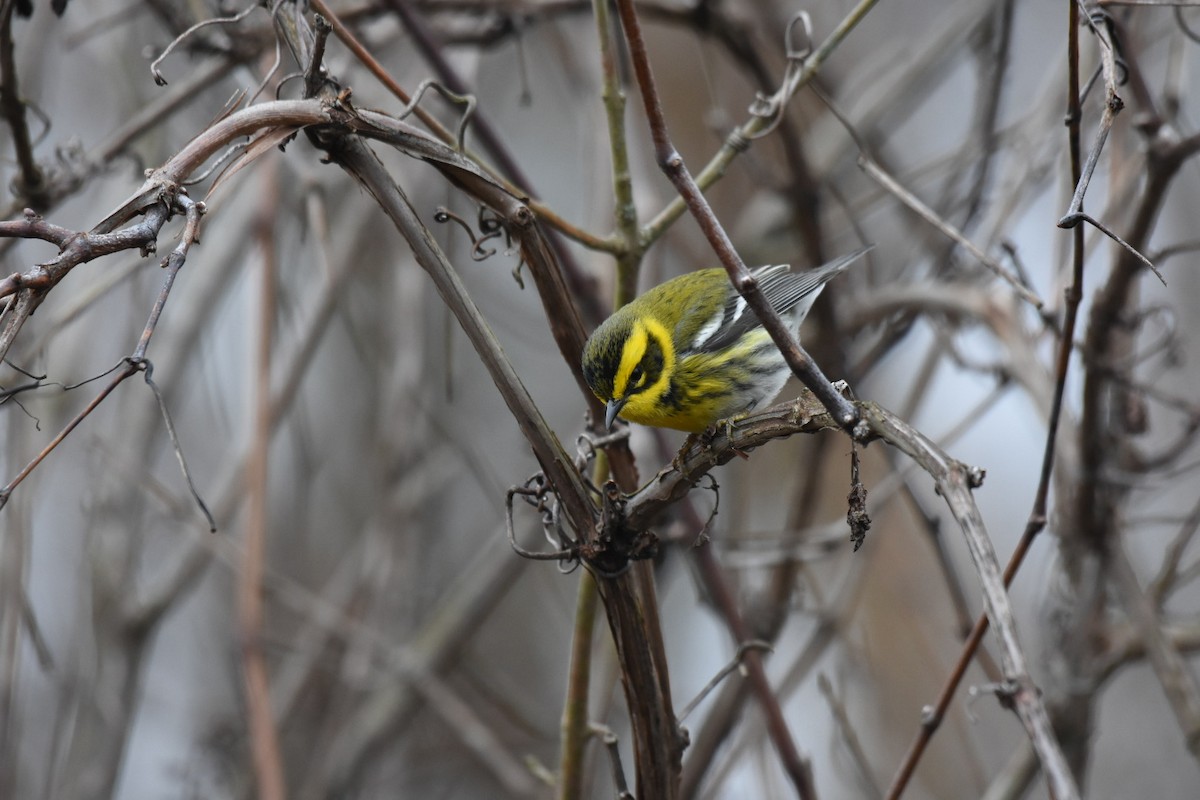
[858,156,1043,307]
[590,723,635,800]
[0,359,141,510]
[809,83,1042,308]
[140,366,216,533]
[678,641,774,722]
[1056,6,1162,283]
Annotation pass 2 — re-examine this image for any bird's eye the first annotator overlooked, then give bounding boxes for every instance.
[630,365,644,386]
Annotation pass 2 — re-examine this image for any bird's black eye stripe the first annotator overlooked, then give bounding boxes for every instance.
[623,339,664,396]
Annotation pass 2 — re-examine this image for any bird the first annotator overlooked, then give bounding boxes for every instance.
[581,247,869,433]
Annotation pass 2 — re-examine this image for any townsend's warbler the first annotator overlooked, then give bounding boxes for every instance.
[582,248,868,433]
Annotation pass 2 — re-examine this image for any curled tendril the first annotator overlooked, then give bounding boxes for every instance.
[746,12,813,141]
[505,473,580,569]
[150,3,259,86]
[575,433,597,473]
[433,207,499,260]
[432,207,520,278]
[785,11,815,61]
[1078,63,1102,109]
[692,474,720,547]
[477,206,503,236]
[397,79,478,151]
[475,207,529,285]
[432,207,472,237]
[25,100,51,148]
[274,72,306,100]
[573,427,631,487]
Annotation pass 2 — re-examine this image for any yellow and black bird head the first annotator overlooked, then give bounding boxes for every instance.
[582,313,671,429]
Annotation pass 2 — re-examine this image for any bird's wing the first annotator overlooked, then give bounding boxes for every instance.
[694,248,869,353]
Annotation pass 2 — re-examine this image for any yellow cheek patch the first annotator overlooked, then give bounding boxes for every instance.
[613,321,649,399]
[613,316,674,403]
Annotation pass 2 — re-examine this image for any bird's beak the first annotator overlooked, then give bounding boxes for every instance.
[605,398,628,430]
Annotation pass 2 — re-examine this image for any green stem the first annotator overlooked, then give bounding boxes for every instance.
[558,565,600,800]
[593,0,642,300]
